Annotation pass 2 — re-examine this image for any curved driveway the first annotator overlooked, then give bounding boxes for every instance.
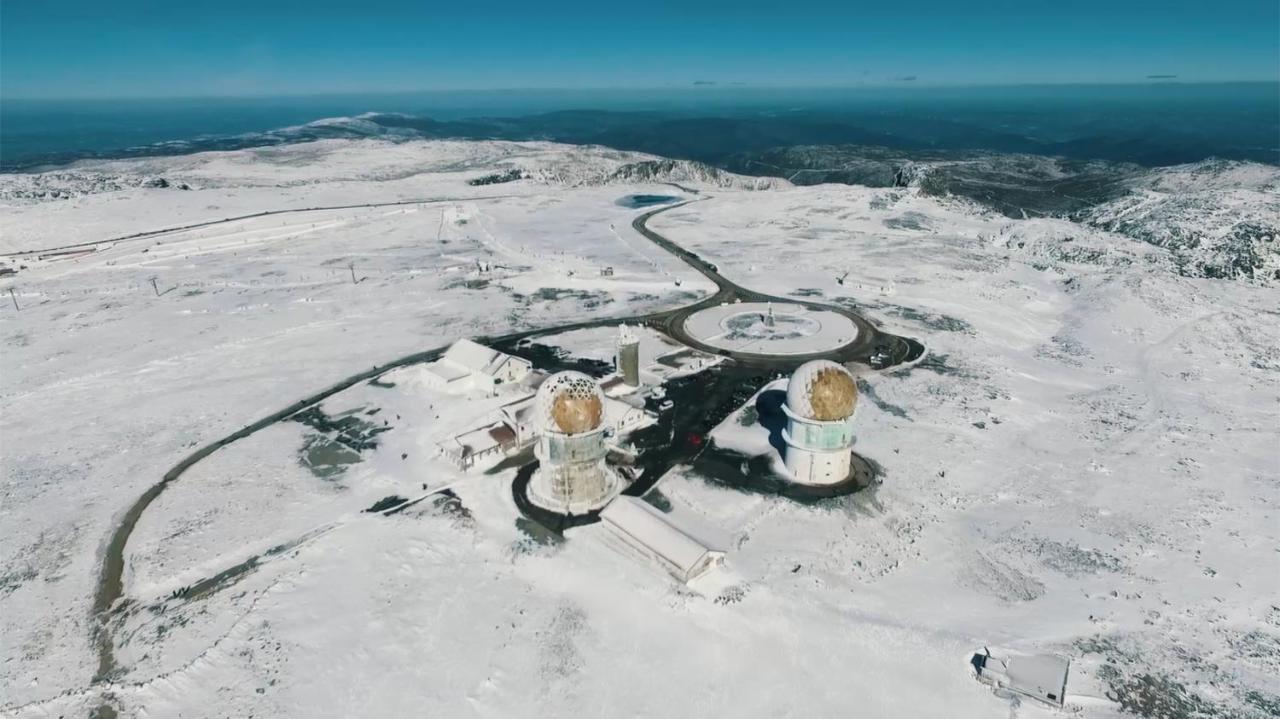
[631,203,888,366]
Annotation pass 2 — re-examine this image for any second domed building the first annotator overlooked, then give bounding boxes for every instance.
[781,360,859,485]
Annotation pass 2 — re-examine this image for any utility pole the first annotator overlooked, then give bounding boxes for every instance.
[348,262,358,284]
[150,277,161,296]
[8,288,18,311]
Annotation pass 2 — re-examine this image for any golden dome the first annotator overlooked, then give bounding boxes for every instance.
[551,392,603,434]
[787,360,858,421]
[535,371,606,435]
[808,367,857,420]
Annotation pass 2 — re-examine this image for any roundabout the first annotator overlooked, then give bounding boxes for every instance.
[681,302,859,356]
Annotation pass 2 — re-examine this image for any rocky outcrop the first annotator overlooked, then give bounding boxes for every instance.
[0,172,192,203]
[601,159,787,190]
[467,168,528,186]
[891,163,950,196]
[1081,160,1280,282]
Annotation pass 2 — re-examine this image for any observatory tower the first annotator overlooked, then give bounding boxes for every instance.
[529,371,620,513]
[781,360,859,485]
[615,325,640,387]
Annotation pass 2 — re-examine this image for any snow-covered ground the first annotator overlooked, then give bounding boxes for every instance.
[1,140,1277,718]
[0,139,714,714]
[650,185,1280,716]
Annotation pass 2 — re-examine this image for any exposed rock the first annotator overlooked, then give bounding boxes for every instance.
[1080,159,1280,283]
[602,159,785,190]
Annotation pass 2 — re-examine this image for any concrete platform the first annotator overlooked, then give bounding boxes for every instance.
[681,302,859,356]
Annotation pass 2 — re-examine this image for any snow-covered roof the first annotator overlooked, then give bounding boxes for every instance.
[499,396,536,421]
[423,362,470,383]
[452,424,505,457]
[973,648,1069,707]
[488,424,517,445]
[601,497,723,583]
[602,395,647,428]
[432,339,530,383]
[443,338,502,373]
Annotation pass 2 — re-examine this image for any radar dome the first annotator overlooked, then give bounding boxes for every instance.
[535,371,605,435]
[786,360,857,421]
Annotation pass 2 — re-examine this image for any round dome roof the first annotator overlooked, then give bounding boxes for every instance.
[786,360,857,421]
[535,371,605,435]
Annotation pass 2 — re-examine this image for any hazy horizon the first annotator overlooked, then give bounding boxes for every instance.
[5,79,1278,103]
[3,81,1276,171]
[4,1,1276,99]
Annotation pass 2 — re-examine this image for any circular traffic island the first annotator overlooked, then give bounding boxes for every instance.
[681,302,859,357]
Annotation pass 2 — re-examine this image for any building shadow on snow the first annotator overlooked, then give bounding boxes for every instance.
[754,389,788,460]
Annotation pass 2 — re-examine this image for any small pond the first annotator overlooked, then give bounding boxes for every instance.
[616,194,680,209]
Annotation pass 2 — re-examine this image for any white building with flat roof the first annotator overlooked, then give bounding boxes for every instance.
[600,496,725,583]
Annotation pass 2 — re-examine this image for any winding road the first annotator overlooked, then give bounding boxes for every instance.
[630,204,889,366]
[81,194,920,700]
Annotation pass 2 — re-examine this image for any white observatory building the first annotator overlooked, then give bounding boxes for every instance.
[529,371,621,514]
[781,360,859,485]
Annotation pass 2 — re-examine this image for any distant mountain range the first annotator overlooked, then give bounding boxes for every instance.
[8,104,1276,171]
[5,106,1276,282]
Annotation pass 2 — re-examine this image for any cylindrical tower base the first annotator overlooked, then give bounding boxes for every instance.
[781,403,856,486]
[530,428,619,514]
[782,439,853,485]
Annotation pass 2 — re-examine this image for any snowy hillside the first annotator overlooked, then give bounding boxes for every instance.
[0,138,781,209]
[1080,159,1280,281]
[1,139,1277,719]
[601,158,787,190]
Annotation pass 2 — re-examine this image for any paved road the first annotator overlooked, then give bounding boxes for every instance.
[85,195,920,695]
[631,203,893,367]
[2,194,520,258]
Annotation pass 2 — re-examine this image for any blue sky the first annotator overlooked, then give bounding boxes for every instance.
[3,0,1277,98]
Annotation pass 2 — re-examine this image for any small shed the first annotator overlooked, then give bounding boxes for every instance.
[600,496,724,583]
[602,395,651,434]
[972,647,1069,707]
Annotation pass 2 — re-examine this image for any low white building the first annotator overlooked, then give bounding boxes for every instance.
[421,339,531,395]
[600,496,725,583]
[602,394,651,436]
[439,422,519,470]
[972,647,1069,707]
[438,371,653,473]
